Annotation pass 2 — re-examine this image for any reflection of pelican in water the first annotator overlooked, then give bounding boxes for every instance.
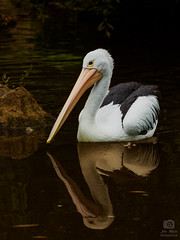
[78,141,159,178]
[47,151,113,230]
[47,141,159,229]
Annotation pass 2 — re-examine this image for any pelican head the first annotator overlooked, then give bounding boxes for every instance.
[83,48,114,76]
[47,49,114,143]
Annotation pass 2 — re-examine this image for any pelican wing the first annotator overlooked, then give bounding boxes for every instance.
[101,82,160,136]
[121,85,160,135]
[101,82,141,107]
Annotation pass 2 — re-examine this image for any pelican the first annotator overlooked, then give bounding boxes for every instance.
[47,48,160,143]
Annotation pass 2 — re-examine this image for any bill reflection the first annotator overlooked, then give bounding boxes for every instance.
[47,141,159,230]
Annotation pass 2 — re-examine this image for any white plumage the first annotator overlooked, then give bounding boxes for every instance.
[47,48,160,143]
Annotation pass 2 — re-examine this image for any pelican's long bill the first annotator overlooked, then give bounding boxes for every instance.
[46,68,103,143]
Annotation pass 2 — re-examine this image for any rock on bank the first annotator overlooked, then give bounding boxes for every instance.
[0,84,53,129]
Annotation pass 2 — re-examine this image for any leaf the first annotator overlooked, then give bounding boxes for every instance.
[107,22,114,30]
[105,30,111,38]
[98,21,105,31]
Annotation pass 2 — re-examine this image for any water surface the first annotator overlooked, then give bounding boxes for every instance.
[0,1,180,239]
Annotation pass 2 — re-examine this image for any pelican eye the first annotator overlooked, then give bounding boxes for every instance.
[88,60,94,67]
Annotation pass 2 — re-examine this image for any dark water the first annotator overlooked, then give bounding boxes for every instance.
[0,0,180,239]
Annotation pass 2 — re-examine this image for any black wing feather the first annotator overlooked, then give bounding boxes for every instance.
[101,82,141,107]
[101,82,160,123]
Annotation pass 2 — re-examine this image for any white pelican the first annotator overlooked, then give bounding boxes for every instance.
[47,48,160,143]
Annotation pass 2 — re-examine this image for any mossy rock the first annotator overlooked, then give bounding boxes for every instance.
[0,84,53,129]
